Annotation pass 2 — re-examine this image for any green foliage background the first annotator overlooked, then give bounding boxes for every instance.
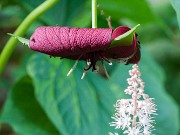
[0,0,180,135]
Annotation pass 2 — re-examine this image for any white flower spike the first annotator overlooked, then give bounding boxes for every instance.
[109,64,157,135]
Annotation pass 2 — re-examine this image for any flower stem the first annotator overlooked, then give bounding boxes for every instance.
[132,79,138,128]
[0,0,59,75]
[92,0,97,28]
[132,97,138,128]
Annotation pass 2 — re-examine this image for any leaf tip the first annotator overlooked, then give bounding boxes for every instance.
[7,33,30,47]
[7,33,15,37]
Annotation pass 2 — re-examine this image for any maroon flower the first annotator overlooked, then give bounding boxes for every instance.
[29,26,140,74]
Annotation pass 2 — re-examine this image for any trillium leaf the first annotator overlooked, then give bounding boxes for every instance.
[0,75,59,135]
[8,33,30,46]
[27,53,124,135]
[170,0,180,29]
[110,24,140,48]
[25,50,179,135]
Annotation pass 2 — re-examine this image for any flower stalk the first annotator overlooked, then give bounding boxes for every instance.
[0,0,58,75]
[92,0,97,28]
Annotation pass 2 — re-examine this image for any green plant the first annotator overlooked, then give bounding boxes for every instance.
[0,0,180,135]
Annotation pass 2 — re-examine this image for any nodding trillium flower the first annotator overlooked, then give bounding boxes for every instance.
[9,24,140,78]
[109,64,157,135]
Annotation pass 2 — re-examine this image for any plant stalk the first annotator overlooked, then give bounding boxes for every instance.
[92,0,97,28]
[0,0,59,75]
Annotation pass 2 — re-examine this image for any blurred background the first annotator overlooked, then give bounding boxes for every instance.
[0,0,180,135]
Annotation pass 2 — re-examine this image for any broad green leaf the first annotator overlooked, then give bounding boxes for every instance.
[145,38,180,106]
[27,49,179,135]
[0,76,59,135]
[110,24,140,48]
[8,33,29,46]
[72,0,91,27]
[0,6,22,28]
[17,0,86,26]
[98,0,157,24]
[72,0,157,28]
[170,0,180,29]
[11,53,33,82]
[27,54,124,135]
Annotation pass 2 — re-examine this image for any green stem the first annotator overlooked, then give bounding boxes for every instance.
[0,0,59,75]
[92,0,97,28]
